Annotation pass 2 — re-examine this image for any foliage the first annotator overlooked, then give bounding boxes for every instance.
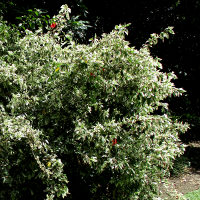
[49,4,91,43]
[15,8,50,33]
[185,188,200,200]
[13,4,91,43]
[0,4,189,200]
[0,1,91,44]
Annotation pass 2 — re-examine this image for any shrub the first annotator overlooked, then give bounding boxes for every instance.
[0,5,189,200]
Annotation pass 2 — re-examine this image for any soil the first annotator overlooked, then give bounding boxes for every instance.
[159,141,200,199]
[167,168,200,194]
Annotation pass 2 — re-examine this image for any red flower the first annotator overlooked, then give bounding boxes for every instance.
[112,138,117,146]
[90,72,95,77]
[50,22,57,29]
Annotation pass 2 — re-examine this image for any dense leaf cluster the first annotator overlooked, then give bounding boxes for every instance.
[0,5,188,200]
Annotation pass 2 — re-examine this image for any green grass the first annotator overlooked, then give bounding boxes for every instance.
[184,188,200,200]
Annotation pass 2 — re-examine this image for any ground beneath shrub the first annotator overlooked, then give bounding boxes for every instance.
[159,141,200,199]
[168,168,200,194]
[159,168,200,199]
